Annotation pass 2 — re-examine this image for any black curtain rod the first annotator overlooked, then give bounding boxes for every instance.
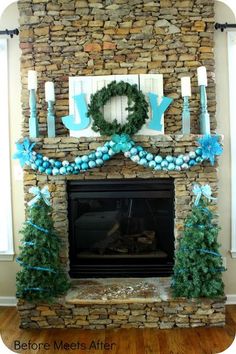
[0,28,19,38]
[215,23,236,32]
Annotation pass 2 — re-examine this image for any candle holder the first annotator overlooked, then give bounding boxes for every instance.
[199,85,210,135]
[47,100,56,138]
[182,96,190,135]
[29,89,39,138]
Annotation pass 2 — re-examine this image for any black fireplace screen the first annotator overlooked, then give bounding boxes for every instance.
[67,179,174,278]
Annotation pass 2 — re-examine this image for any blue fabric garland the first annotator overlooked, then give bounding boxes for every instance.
[16,257,56,273]
[180,247,222,257]
[26,220,49,234]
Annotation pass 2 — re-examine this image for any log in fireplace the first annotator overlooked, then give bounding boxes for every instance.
[67,179,174,278]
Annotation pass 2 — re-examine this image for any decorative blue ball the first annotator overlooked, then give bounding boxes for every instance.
[195,148,202,156]
[81,162,88,170]
[49,159,55,166]
[38,166,45,173]
[95,158,103,166]
[139,158,148,166]
[149,160,156,169]
[136,146,143,152]
[196,156,203,163]
[66,166,74,173]
[130,147,138,156]
[43,156,49,161]
[168,163,175,171]
[95,151,103,158]
[88,153,96,160]
[155,155,163,164]
[131,155,140,163]
[74,165,80,171]
[154,164,162,170]
[31,163,37,170]
[35,159,43,167]
[55,161,62,168]
[161,160,168,168]
[124,151,131,158]
[52,167,59,175]
[102,154,110,161]
[166,155,173,163]
[175,165,181,171]
[139,150,147,158]
[108,149,115,156]
[81,155,89,163]
[45,168,52,175]
[189,159,196,166]
[59,166,67,174]
[101,146,108,153]
[176,157,184,166]
[62,160,69,167]
[37,154,43,160]
[189,151,196,159]
[146,153,154,161]
[88,160,96,168]
[96,146,103,152]
[42,161,50,169]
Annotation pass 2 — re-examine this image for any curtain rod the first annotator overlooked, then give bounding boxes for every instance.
[0,28,19,38]
[215,23,236,32]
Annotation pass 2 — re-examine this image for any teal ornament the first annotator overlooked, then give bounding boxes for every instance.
[146,153,154,161]
[49,159,55,166]
[195,148,202,156]
[31,163,37,170]
[75,157,82,165]
[13,138,36,167]
[131,155,140,163]
[81,162,88,170]
[59,166,67,174]
[175,166,181,171]
[154,164,162,170]
[111,134,132,153]
[189,159,196,166]
[193,183,217,206]
[28,186,51,207]
[124,151,131,158]
[35,159,43,167]
[66,166,73,173]
[45,168,52,175]
[183,155,190,163]
[97,147,103,152]
[43,161,50,168]
[166,155,173,163]
[81,156,89,162]
[182,163,189,170]
[155,155,163,164]
[137,146,143,152]
[139,150,147,158]
[147,92,173,132]
[168,163,175,171]
[149,160,156,169]
[108,149,115,156]
[139,158,148,166]
[43,156,49,161]
[130,147,138,156]
[176,157,183,166]
[189,151,196,159]
[95,151,103,158]
[38,166,45,173]
[196,156,203,163]
[101,146,109,153]
[95,159,103,166]
[52,167,59,175]
[55,161,62,168]
[161,160,168,168]
[62,93,90,131]
[62,160,69,167]
[88,153,96,160]
[88,160,96,168]
[102,154,110,161]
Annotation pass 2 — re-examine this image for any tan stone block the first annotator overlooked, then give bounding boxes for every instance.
[84,43,102,52]
[34,26,49,36]
[89,20,104,27]
[73,20,88,27]
[148,61,162,69]
[133,20,146,27]
[103,42,116,50]
[116,28,130,35]
[41,310,57,316]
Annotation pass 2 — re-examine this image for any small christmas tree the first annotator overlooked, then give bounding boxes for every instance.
[16,186,70,302]
[172,184,225,298]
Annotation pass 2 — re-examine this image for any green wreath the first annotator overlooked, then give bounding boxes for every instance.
[87,80,149,136]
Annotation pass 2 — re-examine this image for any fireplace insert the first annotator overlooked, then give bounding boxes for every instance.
[67,179,174,278]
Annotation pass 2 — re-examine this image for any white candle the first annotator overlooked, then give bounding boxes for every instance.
[181,77,191,97]
[45,81,55,102]
[28,70,37,90]
[197,66,208,86]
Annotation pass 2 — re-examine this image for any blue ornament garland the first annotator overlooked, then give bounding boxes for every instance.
[13,134,223,176]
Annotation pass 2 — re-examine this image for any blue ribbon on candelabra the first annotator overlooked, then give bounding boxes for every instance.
[192,184,217,206]
[28,185,51,207]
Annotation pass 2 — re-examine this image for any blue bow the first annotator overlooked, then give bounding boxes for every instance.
[111,134,133,153]
[193,184,217,206]
[28,186,51,207]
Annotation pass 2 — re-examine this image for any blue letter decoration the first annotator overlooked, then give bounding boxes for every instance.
[147,93,173,132]
[62,93,90,131]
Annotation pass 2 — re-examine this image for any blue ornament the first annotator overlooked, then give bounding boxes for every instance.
[168,163,175,171]
[95,159,103,166]
[149,160,156,169]
[97,146,103,152]
[62,160,69,167]
[131,155,140,163]
[198,135,223,165]
[166,155,173,163]
[101,146,108,153]
[66,166,73,173]
[43,156,49,161]
[139,158,148,166]
[88,160,96,168]
[31,163,37,170]
[136,146,143,152]
[74,165,80,171]
[196,156,203,163]
[130,147,138,156]
[59,166,67,174]
[189,159,196,167]
[189,151,196,159]
[155,155,163,164]
[175,165,181,171]
[49,159,55,166]
[154,164,162,170]
[45,168,52,175]
[81,162,88,170]
[38,166,45,173]
[88,153,96,160]
[42,161,50,169]
[95,151,103,158]
[139,150,147,158]
[108,149,115,156]
[195,148,202,156]
[81,155,89,163]
[55,161,62,168]
[161,160,168,168]
[124,151,131,158]
[146,153,154,161]
[37,154,43,160]
[35,159,43,167]
[52,167,59,175]
[176,157,184,166]
[102,154,110,161]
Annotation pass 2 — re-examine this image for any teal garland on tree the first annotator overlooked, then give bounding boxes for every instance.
[171,184,225,298]
[16,186,70,302]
